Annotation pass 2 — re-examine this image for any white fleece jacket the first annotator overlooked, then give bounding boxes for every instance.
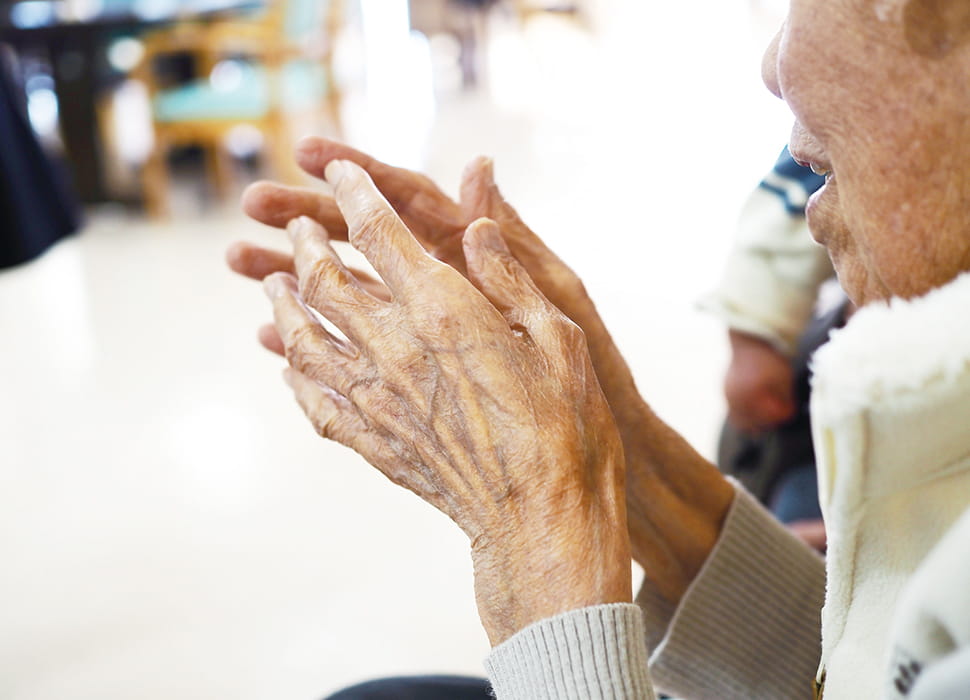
[486,273,970,699]
[810,271,970,698]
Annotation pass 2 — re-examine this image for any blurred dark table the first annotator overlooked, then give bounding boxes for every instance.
[0,0,262,204]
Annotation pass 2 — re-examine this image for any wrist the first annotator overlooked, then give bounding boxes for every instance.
[621,399,734,603]
[470,461,633,646]
[472,526,633,646]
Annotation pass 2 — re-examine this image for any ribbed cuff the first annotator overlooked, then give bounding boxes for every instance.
[634,579,676,655]
[485,603,655,699]
[648,483,825,699]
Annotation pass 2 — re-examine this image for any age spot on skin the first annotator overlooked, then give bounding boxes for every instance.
[903,0,970,59]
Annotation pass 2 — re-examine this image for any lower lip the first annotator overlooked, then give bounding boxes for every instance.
[805,176,833,244]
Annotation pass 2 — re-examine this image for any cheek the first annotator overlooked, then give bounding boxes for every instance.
[776,2,887,145]
[839,169,966,301]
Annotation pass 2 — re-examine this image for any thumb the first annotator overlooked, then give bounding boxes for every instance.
[459,155,498,222]
[458,156,553,268]
[463,217,546,321]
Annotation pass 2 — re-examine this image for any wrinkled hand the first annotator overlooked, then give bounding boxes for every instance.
[724,330,797,434]
[230,137,734,604]
[230,137,625,400]
[264,160,632,645]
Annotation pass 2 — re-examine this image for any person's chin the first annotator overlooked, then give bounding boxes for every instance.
[832,255,890,307]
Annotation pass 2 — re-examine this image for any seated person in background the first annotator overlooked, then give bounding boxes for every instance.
[701,148,840,550]
[227,1,970,697]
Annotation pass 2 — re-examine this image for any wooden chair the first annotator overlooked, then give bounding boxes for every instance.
[511,0,587,27]
[133,0,342,217]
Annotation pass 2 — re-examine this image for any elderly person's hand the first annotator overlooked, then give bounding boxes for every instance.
[724,330,797,434]
[229,137,734,604]
[262,160,632,645]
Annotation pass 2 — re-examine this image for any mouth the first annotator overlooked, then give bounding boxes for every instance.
[789,148,836,244]
[789,150,833,181]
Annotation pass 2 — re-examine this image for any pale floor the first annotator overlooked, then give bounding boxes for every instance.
[1,3,793,698]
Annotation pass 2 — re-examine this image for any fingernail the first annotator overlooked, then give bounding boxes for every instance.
[286,218,301,242]
[325,159,346,184]
[473,218,507,253]
[263,274,285,299]
[286,216,312,242]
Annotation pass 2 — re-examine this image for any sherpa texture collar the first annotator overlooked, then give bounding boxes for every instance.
[811,271,970,420]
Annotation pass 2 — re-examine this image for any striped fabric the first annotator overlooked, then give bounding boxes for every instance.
[759,147,826,216]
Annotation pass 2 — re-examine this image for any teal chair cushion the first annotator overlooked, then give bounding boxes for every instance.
[153,60,327,123]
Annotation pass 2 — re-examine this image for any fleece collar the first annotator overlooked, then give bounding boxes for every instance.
[810,272,970,502]
[811,272,970,422]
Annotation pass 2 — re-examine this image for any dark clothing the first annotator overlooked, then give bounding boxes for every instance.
[326,675,493,699]
[0,56,80,269]
[718,300,850,523]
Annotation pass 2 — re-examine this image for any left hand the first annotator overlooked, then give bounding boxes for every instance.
[262,160,632,646]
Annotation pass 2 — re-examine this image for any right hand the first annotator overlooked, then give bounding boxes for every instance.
[262,163,633,645]
[230,138,735,603]
[724,330,797,434]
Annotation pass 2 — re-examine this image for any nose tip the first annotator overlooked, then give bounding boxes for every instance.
[762,29,783,99]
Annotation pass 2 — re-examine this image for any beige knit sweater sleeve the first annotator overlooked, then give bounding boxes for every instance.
[485,487,825,699]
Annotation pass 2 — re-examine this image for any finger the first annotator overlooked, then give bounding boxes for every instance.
[347,265,391,301]
[459,156,568,281]
[226,241,295,280]
[462,218,552,328]
[296,136,463,244]
[263,272,362,394]
[464,218,585,358]
[325,160,439,297]
[283,367,368,445]
[258,323,285,356]
[241,181,349,239]
[283,367,440,501]
[286,216,384,342]
[296,136,394,185]
[458,155,496,223]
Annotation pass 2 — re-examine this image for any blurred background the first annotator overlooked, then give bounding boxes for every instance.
[0,0,793,697]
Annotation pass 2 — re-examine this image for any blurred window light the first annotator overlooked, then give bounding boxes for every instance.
[224,124,263,159]
[109,79,153,164]
[107,37,146,72]
[132,0,179,21]
[10,1,56,28]
[25,73,55,94]
[354,0,436,168]
[27,87,59,138]
[209,59,246,92]
[359,0,411,95]
[62,0,105,21]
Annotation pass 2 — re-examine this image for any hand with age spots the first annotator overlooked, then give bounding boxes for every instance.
[230,137,734,606]
[262,159,632,645]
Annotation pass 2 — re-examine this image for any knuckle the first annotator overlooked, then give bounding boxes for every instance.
[283,325,323,369]
[315,410,344,440]
[353,207,397,249]
[302,255,343,303]
[548,313,586,347]
[412,299,466,339]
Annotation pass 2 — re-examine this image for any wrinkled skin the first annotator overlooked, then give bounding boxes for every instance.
[260,161,631,644]
[763,0,970,305]
[230,137,735,607]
